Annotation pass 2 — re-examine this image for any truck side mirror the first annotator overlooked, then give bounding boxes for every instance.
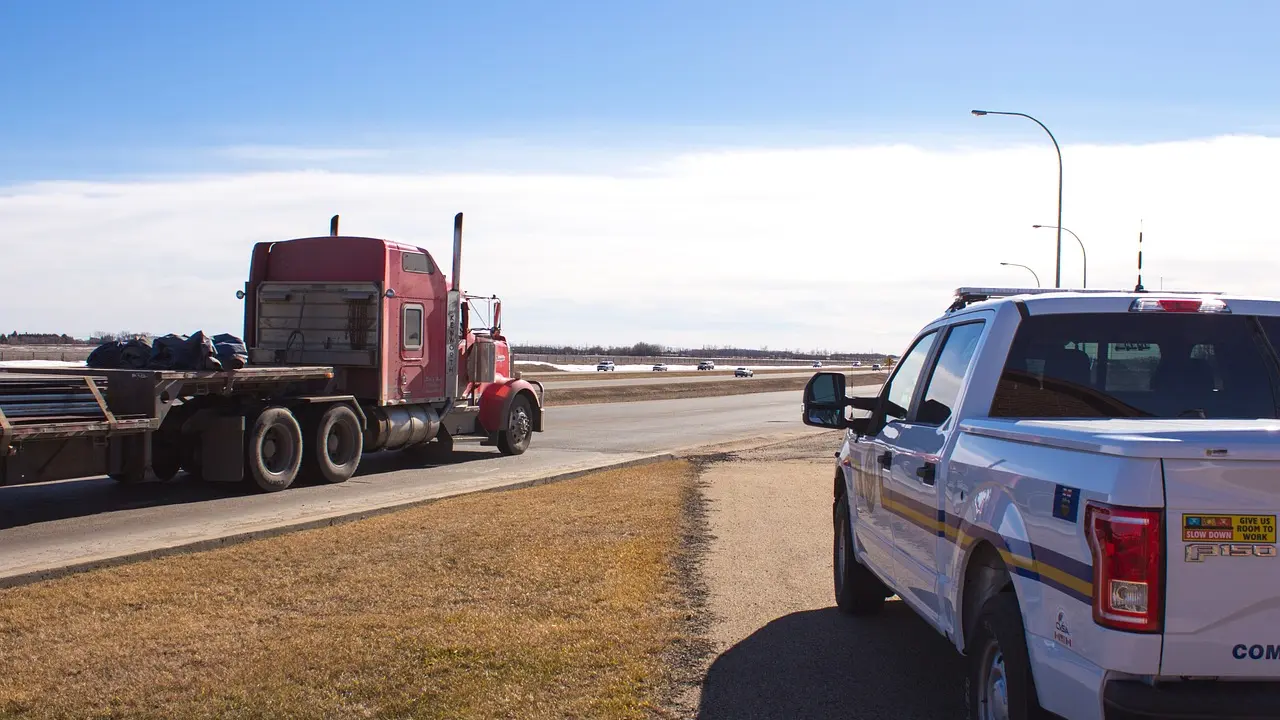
[803,372,849,429]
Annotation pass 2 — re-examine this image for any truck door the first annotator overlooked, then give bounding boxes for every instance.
[398,301,427,401]
[857,330,939,588]
[883,321,985,628]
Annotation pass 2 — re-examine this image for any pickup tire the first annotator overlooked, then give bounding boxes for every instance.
[303,404,363,484]
[245,407,303,493]
[965,593,1047,720]
[834,494,888,615]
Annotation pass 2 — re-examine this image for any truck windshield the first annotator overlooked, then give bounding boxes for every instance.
[990,313,1280,419]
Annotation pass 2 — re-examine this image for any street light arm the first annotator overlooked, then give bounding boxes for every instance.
[1032,224,1086,288]
[975,111,1061,158]
[1000,262,1041,288]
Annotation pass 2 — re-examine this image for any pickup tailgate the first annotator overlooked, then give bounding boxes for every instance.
[1162,453,1280,677]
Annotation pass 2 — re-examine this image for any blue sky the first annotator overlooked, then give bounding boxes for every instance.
[4,2,1280,350]
[3,1,1279,182]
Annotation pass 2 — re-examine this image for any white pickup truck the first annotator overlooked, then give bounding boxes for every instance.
[803,287,1280,720]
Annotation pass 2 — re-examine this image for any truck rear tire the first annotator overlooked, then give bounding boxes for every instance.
[965,593,1048,720]
[245,407,302,493]
[834,493,888,615]
[497,395,533,456]
[151,435,181,482]
[181,438,203,480]
[304,404,362,484]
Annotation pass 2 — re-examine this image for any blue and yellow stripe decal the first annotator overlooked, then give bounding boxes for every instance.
[879,488,1094,604]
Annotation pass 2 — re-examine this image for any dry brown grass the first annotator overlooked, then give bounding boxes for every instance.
[0,462,696,720]
[544,372,887,407]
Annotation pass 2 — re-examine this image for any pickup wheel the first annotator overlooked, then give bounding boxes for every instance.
[303,404,363,484]
[497,395,533,456]
[833,493,888,615]
[965,593,1048,720]
[245,407,303,493]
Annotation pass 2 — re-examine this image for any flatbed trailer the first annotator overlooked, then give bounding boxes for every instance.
[0,365,342,487]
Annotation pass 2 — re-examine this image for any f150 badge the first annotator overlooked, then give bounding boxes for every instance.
[1185,543,1278,562]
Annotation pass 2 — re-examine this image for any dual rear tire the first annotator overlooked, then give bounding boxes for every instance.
[244,404,361,493]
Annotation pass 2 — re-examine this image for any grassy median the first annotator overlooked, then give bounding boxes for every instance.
[0,462,697,720]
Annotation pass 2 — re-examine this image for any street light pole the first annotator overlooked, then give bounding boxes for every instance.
[1032,224,1086,288]
[1000,262,1041,288]
[972,110,1064,288]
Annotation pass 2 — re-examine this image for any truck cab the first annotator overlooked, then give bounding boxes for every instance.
[803,287,1280,720]
[240,213,543,463]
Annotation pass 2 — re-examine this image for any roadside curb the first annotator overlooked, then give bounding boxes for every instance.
[0,452,677,590]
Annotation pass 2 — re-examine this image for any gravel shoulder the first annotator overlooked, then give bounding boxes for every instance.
[673,433,966,719]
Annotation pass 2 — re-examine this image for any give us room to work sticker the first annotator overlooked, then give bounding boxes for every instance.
[1182,514,1277,542]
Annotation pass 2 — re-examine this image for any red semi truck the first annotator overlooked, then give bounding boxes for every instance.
[0,213,544,492]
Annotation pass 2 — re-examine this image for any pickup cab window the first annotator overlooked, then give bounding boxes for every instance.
[883,331,939,420]
[917,321,985,426]
[990,312,1280,419]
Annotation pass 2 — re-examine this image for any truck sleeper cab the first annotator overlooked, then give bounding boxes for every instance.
[803,287,1280,720]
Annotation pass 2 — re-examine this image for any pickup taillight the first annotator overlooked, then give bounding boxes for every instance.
[1085,502,1163,633]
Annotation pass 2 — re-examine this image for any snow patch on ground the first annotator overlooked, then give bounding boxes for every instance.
[0,360,88,368]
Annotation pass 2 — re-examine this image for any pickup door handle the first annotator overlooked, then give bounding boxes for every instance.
[916,462,936,485]
[877,451,893,469]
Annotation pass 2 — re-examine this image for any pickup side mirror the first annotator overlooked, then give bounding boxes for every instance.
[803,372,851,429]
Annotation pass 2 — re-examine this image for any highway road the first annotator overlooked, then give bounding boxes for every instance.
[535,370,818,389]
[0,387,877,585]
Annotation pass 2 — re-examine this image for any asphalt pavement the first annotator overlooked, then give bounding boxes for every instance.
[534,370,819,389]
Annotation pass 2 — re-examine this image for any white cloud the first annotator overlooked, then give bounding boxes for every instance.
[2,135,1279,353]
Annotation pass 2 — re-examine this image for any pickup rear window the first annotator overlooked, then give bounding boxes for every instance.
[990,313,1280,419]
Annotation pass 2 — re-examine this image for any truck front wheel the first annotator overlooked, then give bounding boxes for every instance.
[497,395,533,456]
[304,404,363,484]
[965,593,1047,720]
[834,493,888,615]
[246,407,303,493]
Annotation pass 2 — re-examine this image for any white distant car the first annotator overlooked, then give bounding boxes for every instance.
[734,367,754,378]
[871,363,882,371]
[852,360,862,367]
[596,360,615,371]
[812,360,823,368]
[697,360,715,370]
[652,363,669,371]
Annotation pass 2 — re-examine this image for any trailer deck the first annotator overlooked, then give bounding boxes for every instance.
[0,373,155,446]
[0,365,336,444]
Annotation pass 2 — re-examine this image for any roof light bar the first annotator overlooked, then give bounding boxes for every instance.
[1129,297,1231,314]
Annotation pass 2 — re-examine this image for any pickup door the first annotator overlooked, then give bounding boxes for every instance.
[879,321,987,626]
[853,319,987,627]
[852,329,939,584]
